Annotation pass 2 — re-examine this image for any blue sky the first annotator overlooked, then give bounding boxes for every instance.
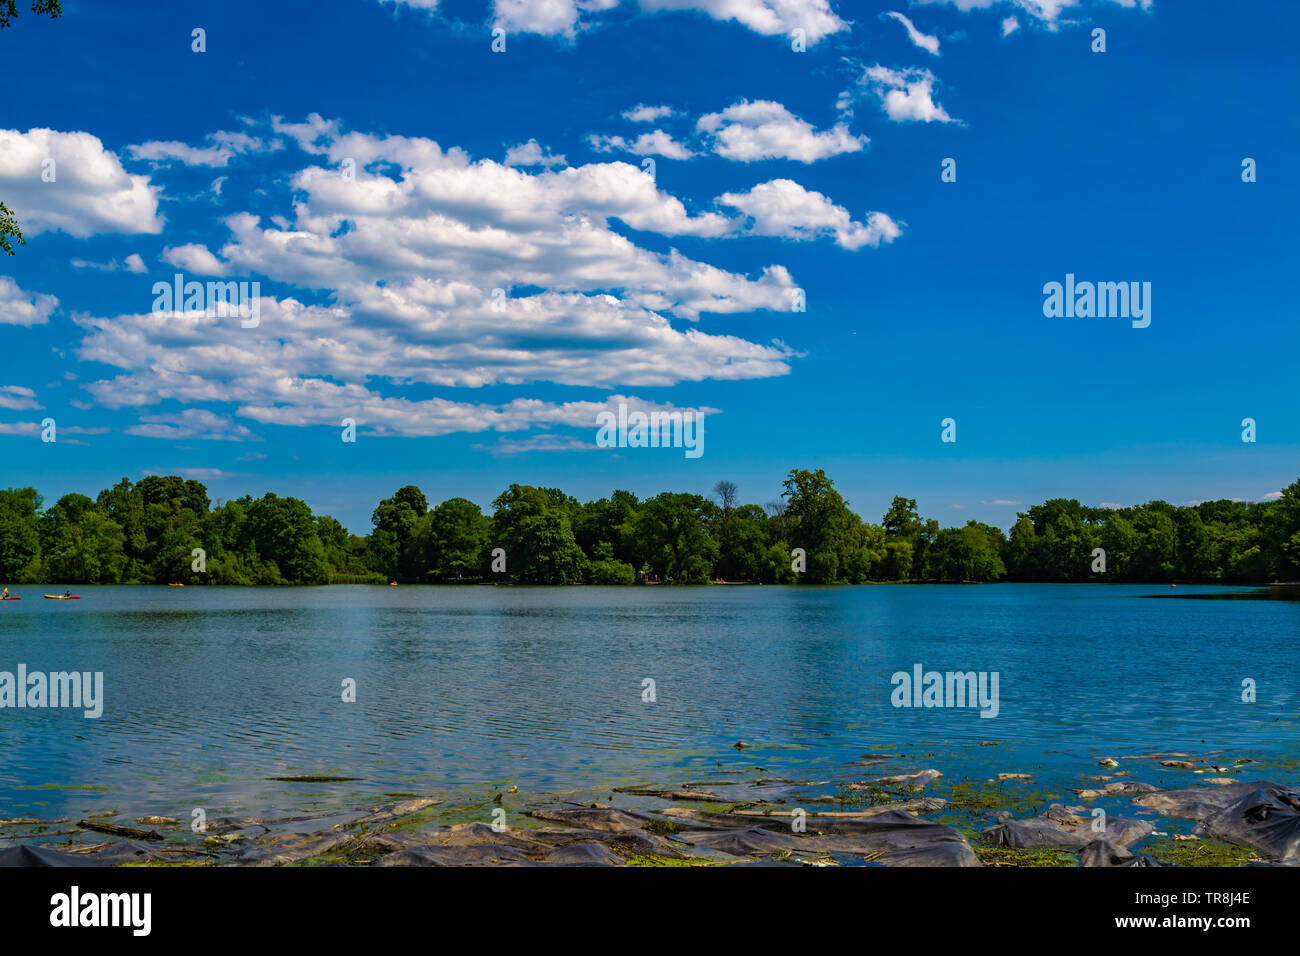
[1,0,1296,534]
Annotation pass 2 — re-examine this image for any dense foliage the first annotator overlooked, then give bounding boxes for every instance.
[2,471,1298,586]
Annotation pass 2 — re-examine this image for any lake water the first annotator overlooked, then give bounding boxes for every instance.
[1,584,1297,822]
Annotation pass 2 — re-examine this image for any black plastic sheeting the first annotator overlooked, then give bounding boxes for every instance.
[0,845,99,867]
[1194,785,1300,863]
[1078,838,1161,867]
[982,804,1154,850]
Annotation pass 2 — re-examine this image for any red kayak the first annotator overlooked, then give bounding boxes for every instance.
[44,594,80,600]
[1,596,20,601]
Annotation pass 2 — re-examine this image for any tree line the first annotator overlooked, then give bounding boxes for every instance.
[1,470,1298,586]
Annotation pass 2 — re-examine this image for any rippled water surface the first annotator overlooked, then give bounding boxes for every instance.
[2,584,1297,819]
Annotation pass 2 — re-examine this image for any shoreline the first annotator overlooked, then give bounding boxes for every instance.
[4,754,1294,868]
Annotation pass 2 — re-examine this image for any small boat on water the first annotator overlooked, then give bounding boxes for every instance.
[43,594,81,600]
[1,596,20,601]
[167,582,185,587]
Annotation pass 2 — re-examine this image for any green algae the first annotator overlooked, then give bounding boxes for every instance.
[621,851,720,867]
[1144,838,1260,867]
[974,845,1077,867]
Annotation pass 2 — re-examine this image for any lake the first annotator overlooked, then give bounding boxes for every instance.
[1,583,1296,822]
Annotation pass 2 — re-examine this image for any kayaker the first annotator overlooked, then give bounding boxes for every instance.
[64,589,71,597]
[2,587,7,598]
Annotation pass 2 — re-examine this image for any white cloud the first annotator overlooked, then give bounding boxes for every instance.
[917,0,1151,30]
[0,421,41,435]
[488,0,846,42]
[126,408,258,442]
[697,100,867,162]
[494,0,588,36]
[69,253,148,274]
[588,130,694,160]
[981,498,1021,505]
[203,128,784,310]
[717,179,901,250]
[0,276,57,326]
[77,292,795,400]
[639,0,846,43]
[0,128,163,236]
[883,11,941,55]
[142,467,237,480]
[476,433,601,455]
[63,119,829,440]
[162,243,230,275]
[503,139,567,167]
[1002,15,1020,34]
[1261,491,1283,501]
[623,104,674,123]
[127,130,271,168]
[0,385,41,411]
[858,65,958,123]
[270,113,339,155]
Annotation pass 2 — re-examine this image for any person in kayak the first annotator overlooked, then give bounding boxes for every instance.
[64,589,71,597]
[2,587,7,598]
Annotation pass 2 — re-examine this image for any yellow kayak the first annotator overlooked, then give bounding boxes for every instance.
[44,594,81,600]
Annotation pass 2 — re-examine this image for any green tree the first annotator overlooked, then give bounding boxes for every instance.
[573,490,639,566]
[245,493,327,584]
[883,496,921,539]
[137,475,209,583]
[0,487,43,581]
[96,478,147,581]
[633,492,719,582]
[781,468,861,583]
[490,484,587,584]
[369,485,429,581]
[39,493,127,583]
[426,497,490,582]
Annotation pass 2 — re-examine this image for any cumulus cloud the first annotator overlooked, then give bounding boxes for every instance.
[717,179,901,250]
[200,126,791,316]
[503,139,567,167]
[1002,15,1020,34]
[857,65,959,123]
[493,0,597,36]
[0,276,57,326]
[697,100,867,162]
[588,129,694,160]
[0,128,163,236]
[60,120,890,440]
[883,11,941,55]
[489,0,846,42]
[162,243,230,275]
[639,0,846,42]
[623,104,675,123]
